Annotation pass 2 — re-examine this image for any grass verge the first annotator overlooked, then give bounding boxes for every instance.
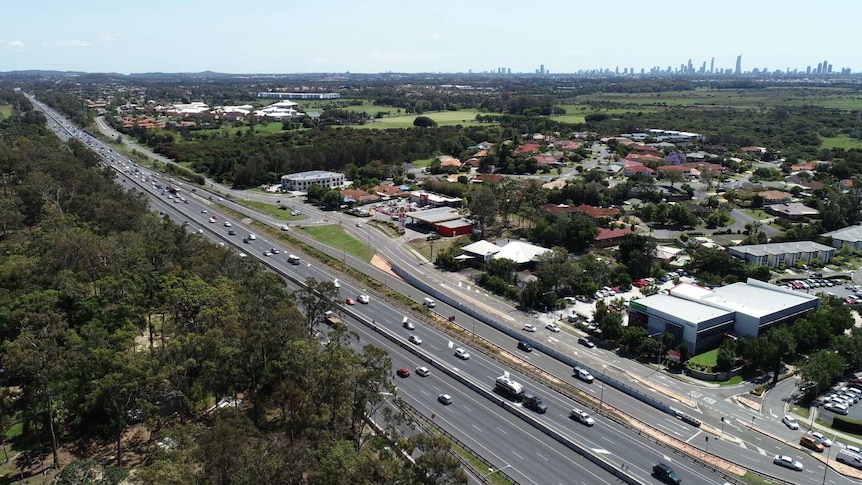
[300,225,375,262]
[241,199,306,221]
[689,349,718,367]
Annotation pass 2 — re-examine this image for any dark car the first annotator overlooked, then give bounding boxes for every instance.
[578,337,596,348]
[652,463,681,484]
[522,393,547,413]
[517,341,533,352]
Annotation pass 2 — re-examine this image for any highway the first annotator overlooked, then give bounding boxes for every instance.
[30,95,861,484]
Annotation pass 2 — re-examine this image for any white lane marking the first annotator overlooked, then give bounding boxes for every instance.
[591,448,612,454]
[472,424,482,432]
[686,431,702,443]
[756,446,767,456]
[496,427,508,435]
[536,451,549,461]
[512,451,525,460]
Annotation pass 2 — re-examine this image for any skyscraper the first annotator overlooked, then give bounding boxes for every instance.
[735,55,742,75]
[710,57,714,73]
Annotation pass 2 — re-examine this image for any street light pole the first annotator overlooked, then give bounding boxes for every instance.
[720,417,725,438]
[822,434,835,485]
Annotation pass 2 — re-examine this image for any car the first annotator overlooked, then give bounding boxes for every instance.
[845,445,861,454]
[357,294,370,304]
[270,248,280,255]
[345,298,355,305]
[454,348,470,360]
[437,394,453,405]
[570,408,595,426]
[517,341,532,352]
[212,215,218,220]
[333,279,340,288]
[826,402,850,415]
[223,221,232,227]
[574,366,595,383]
[652,463,681,484]
[209,218,216,223]
[545,323,560,332]
[523,324,537,332]
[800,434,825,452]
[773,455,803,471]
[415,366,430,377]
[228,230,236,236]
[182,221,189,226]
[807,431,832,447]
[355,222,363,228]
[395,368,410,378]
[403,320,415,330]
[263,251,272,257]
[782,415,799,430]
[578,337,596,348]
[522,393,547,413]
[408,335,422,345]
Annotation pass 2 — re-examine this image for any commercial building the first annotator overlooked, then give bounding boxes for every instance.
[765,203,820,220]
[628,280,819,353]
[728,241,834,268]
[280,170,344,192]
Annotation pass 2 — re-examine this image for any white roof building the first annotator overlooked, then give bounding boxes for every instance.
[493,240,551,264]
[254,100,303,119]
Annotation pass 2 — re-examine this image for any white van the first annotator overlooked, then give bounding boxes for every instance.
[287,254,300,265]
[837,449,862,469]
[423,297,436,308]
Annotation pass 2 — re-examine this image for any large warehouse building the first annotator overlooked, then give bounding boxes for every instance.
[628,279,819,353]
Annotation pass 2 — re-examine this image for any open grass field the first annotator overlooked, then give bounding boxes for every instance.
[299,224,375,262]
[0,104,11,119]
[410,158,435,168]
[347,109,489,129]
[821,134,862,150]
[186,121,288,140]
[689,348,718,367]
[574,87,862,110]
[238,199,306,221]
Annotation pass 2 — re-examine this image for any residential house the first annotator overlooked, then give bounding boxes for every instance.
[621,162,655,177]
[534,154,563,167]
[373,184,410,198]
[515,142,541,154]
[576,204,620,220]
[340,188,380,204]
[472,174,504,184]
[765,203,820,220]
[594,228,634,248]
[553,139,581,150]
[540,203,578,216]
[758,190,793,204]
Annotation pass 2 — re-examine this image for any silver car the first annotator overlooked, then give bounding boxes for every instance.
[773,455,803,471]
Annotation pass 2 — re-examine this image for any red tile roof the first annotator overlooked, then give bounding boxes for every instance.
[541,203,577,215]
[595,227,634,241]
[576,204,620,219]
[473,174,504,184]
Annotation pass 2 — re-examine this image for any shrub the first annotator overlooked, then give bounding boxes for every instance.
[832,416,862,434]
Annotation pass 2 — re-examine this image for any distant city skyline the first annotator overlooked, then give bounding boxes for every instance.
[2,0,861,74]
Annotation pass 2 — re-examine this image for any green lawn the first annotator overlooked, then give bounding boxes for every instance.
[689,348,718,367]
[300,224,375,262]
[742,209,772,220]
[410,158,435,168]
[573,87,862,110]
[821,134,862,150]
[347,109,490,129]
[0,105,11,119]
[234,199,306,221]
[187,121,287,140]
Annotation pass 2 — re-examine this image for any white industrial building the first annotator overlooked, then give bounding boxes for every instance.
[628,280,819,353]
[254,100,303,119]
[280,170,344,192]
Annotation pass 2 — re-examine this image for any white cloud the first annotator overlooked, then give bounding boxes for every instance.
[59,40,93,47]
[10,40,24,48]
[99,34,118,44]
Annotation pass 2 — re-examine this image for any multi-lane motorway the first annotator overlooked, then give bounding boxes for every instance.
[29,95,862,484]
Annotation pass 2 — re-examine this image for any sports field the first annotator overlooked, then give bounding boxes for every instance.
[348,109,488,129]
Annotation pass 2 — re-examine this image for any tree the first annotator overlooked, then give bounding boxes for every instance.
[408,434,468,485]
[413,116,437,128]
[715,340,737,372]
[618,235,656,279]
[597,310,623,342]
[620,325,648,353]
[664,169,686,188]
[468,185,498,236]
[767,327,796,385]
[297,277,340,335]
[799,350,846,400]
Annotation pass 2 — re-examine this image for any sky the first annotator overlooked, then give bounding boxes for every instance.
[2,0,861,74]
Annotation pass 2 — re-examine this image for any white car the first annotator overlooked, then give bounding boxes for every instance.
[574,366,595,383]
[223,221,232,227]
[408,335,422,345]
[570,408,595,426]
[782,415,799,430]
[454,348,470,360]
[415,366,430,377]
[209,218,216,223]
[263,251,272,257]
[845,445,861,454]
[523,324,537,332]
[773,455,803,471]
[545,323,560,333]
[357,294,370,304]
[826,402,850,415]
[808,431,832,447]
